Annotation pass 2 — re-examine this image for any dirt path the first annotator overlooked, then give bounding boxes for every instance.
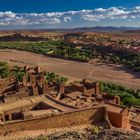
[0,49,140,90]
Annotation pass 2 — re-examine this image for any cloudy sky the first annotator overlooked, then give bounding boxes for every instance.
[0,0,140,29]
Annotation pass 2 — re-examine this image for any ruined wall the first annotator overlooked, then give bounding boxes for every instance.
[108,111,130,129]
[0,107,106,134]
[4,92,29,103]
[0,78,16,95]
[108,111,122,128]
[84,88,95,96]
[71,84,84,93]
[70,81,99,97]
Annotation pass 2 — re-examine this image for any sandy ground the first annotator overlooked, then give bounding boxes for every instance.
[0,49,140,90]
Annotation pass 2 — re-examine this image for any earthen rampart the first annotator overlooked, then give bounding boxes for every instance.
[0,106,106,134]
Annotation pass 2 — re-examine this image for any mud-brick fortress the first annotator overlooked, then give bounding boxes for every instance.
[0,65,139,134]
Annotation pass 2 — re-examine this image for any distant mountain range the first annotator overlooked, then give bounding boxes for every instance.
[1,26,140,33]
[44,26,140,32]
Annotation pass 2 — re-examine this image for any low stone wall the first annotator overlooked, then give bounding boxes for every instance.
[0,107,106,134]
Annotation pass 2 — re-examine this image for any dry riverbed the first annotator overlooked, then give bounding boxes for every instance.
[0,49,140,90]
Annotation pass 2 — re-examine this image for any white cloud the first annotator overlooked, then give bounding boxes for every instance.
[81,7,129,21]
[0,11,16,18]
[81,14,100,21]
[63,16,71,22]
[0,6,140,27]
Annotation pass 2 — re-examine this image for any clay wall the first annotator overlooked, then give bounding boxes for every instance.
[95,82,99,95]
[70,84,95,96]
[29,75,37,86]
[4,92,29,103]
[70,81,99,97]
[71,84,85,93]
[108,111,130,129]
[84,88,95,96]
[0,78,16,94]
[0,78,16,86]
[108,111,122,128]
[0,107,106,134]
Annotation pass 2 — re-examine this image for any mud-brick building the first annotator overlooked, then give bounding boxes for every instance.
[0,77,17,95]
[68,79,100,97]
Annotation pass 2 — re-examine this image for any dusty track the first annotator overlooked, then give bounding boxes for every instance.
[0,49,140,90]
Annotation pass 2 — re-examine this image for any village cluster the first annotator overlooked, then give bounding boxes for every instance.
[0,65,139,134]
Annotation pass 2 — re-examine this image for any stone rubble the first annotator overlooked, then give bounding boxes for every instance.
[26,128,140,140]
